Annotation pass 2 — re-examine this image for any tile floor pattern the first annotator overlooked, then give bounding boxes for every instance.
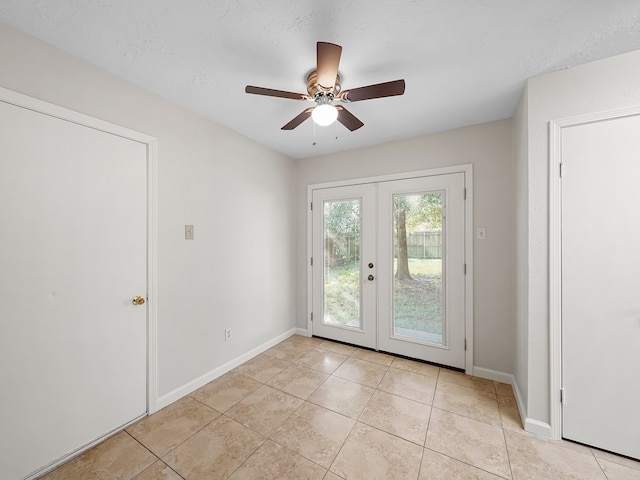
[41,335,640,480]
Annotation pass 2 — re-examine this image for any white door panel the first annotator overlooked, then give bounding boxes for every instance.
[0,100,148,478]
[562,114,640,460]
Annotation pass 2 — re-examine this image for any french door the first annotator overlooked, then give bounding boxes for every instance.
[312,183,377,348]
[311,172,467,369]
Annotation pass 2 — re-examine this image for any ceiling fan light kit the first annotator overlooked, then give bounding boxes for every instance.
[311,95,338,126]
[245,42,405,131]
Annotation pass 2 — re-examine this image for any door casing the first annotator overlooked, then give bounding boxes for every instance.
[0,86,158,479]
[306,165,474,374]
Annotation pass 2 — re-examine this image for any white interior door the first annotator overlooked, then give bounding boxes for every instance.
[311,172,467,369]
[312,184,377,349]
[378,174,466,368]
[562,114,640,460]
[0,99,149,479]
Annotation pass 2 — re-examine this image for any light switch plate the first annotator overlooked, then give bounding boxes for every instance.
[185,225,194,240]
[476,227,486,240]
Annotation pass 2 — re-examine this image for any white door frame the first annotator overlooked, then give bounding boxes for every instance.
[549,104,640,440]
[0,86,158,415]
[307,164,474,373]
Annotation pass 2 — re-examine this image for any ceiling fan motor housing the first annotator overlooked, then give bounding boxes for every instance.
[306,69,341,98]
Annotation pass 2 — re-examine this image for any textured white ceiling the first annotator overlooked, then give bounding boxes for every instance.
[1,1,639,159]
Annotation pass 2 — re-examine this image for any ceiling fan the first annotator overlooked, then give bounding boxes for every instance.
[245,42,405,131]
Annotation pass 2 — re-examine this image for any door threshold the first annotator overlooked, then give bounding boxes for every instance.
[311,335,464,373]
[562,438,640,463]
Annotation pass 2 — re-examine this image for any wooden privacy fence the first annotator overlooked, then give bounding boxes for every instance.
[404,231,442,259]
[326,231,442,265]
[325,236,360,266]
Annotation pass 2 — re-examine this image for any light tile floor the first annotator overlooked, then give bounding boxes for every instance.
[40,335,640,480]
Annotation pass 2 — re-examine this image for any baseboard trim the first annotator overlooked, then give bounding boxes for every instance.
[525,418,552,439]
[511,378,552,439]
[294,327,309,336]
[473,367,552,438]
[512,378,527,428]
[472,366,514,385]
[156,328,296,410]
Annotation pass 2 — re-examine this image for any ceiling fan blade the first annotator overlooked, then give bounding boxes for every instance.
[341,79,405,102]
[281,107,314,130]
[316,42,342,91]
[245,85,308,100]
[336,105,364,131]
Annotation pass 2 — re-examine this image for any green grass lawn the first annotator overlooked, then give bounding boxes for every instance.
[323,258,443,334]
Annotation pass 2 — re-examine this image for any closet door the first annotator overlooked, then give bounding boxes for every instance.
[562,114,640,460]
[0,98,149,479]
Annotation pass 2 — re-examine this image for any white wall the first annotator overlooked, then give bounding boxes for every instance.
[295,120,515,375]
[512,87,529,414]
[0,23,296,403]
[516,49,640,430]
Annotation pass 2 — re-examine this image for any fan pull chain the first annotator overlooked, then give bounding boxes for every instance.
[311,119,340,146]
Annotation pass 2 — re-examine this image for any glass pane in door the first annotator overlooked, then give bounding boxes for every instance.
[392,192,444,344]
[323,199,361,328]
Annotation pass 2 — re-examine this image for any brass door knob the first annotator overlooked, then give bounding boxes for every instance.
[132,296,145,305]
[368,275,375,281]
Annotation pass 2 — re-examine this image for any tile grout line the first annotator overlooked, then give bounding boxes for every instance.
[121,431,161,480]
[266,399,349,475]
[596,457,611,480]
[261,366,365,477]
[323,410,362,478]
[216,388,329,477]
[147,399,224,463]
[423,444,514,480]
[425,373,439,441]
[589,447,616,480]
[591,449,640,473]
[303,367,335,398]
[298,363,377,477]
[429,376,513,480]
[428,404,503,429]
[416,398,436,480]
[123,431,186,480]
[500,417,516,480]
[218,425,268,480]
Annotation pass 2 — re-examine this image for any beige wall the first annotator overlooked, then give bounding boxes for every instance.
[515,48,640,431]
[0,22,297,403]
[295,120,515,374]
